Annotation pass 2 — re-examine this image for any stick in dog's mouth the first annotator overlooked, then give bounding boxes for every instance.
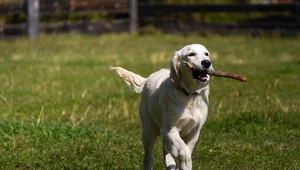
[182,61,247,82]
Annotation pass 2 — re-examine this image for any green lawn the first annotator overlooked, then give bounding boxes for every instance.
[0,33,299,169]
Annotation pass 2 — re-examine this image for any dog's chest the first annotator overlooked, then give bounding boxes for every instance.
[176,98,207,136]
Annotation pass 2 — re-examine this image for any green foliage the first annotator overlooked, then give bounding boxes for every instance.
[0,34,299,169]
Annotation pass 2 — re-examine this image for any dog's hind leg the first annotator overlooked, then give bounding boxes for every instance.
[142,126,157,170]
[139,102,159,170]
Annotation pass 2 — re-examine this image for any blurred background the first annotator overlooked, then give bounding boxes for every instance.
[0,0,299,39]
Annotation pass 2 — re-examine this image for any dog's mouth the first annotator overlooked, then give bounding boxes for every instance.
[192,69,208,83]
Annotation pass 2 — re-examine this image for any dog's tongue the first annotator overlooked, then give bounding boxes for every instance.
[199,73,208,81]
[193,71,208,82]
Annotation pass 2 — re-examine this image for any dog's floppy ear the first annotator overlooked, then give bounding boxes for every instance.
[170,51,181,85]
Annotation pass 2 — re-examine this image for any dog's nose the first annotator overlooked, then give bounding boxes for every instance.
[201,60,211,69]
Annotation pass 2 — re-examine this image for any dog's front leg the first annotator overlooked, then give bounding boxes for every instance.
[163,141,176,170]
[163,128,192,170]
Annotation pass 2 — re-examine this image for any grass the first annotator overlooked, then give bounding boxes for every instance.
[0,33,299,169]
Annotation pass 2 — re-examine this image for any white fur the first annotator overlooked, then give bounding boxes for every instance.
[110,44,213,170]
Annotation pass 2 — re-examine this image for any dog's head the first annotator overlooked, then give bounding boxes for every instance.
[170,44,213,90]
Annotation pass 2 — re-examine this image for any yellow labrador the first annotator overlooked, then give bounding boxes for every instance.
[110,44,213,170]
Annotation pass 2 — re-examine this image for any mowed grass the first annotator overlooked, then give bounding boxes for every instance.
[0,33,299,169]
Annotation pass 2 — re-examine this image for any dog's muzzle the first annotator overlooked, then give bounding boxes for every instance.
[192,60,212,83]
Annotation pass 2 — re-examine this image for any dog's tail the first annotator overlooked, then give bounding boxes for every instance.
[109,66,147,93]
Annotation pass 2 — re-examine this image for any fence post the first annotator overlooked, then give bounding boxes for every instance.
[27,0,39,40]
[129,0,138,34]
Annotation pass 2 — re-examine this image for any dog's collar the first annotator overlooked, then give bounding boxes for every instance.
[179,86,198,96]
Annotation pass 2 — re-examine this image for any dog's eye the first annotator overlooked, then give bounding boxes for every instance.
[188,52,196,57]
[204,52,209,56]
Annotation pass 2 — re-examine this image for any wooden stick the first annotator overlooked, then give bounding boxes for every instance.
[183,61,247,82]
[206,70,247,82]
